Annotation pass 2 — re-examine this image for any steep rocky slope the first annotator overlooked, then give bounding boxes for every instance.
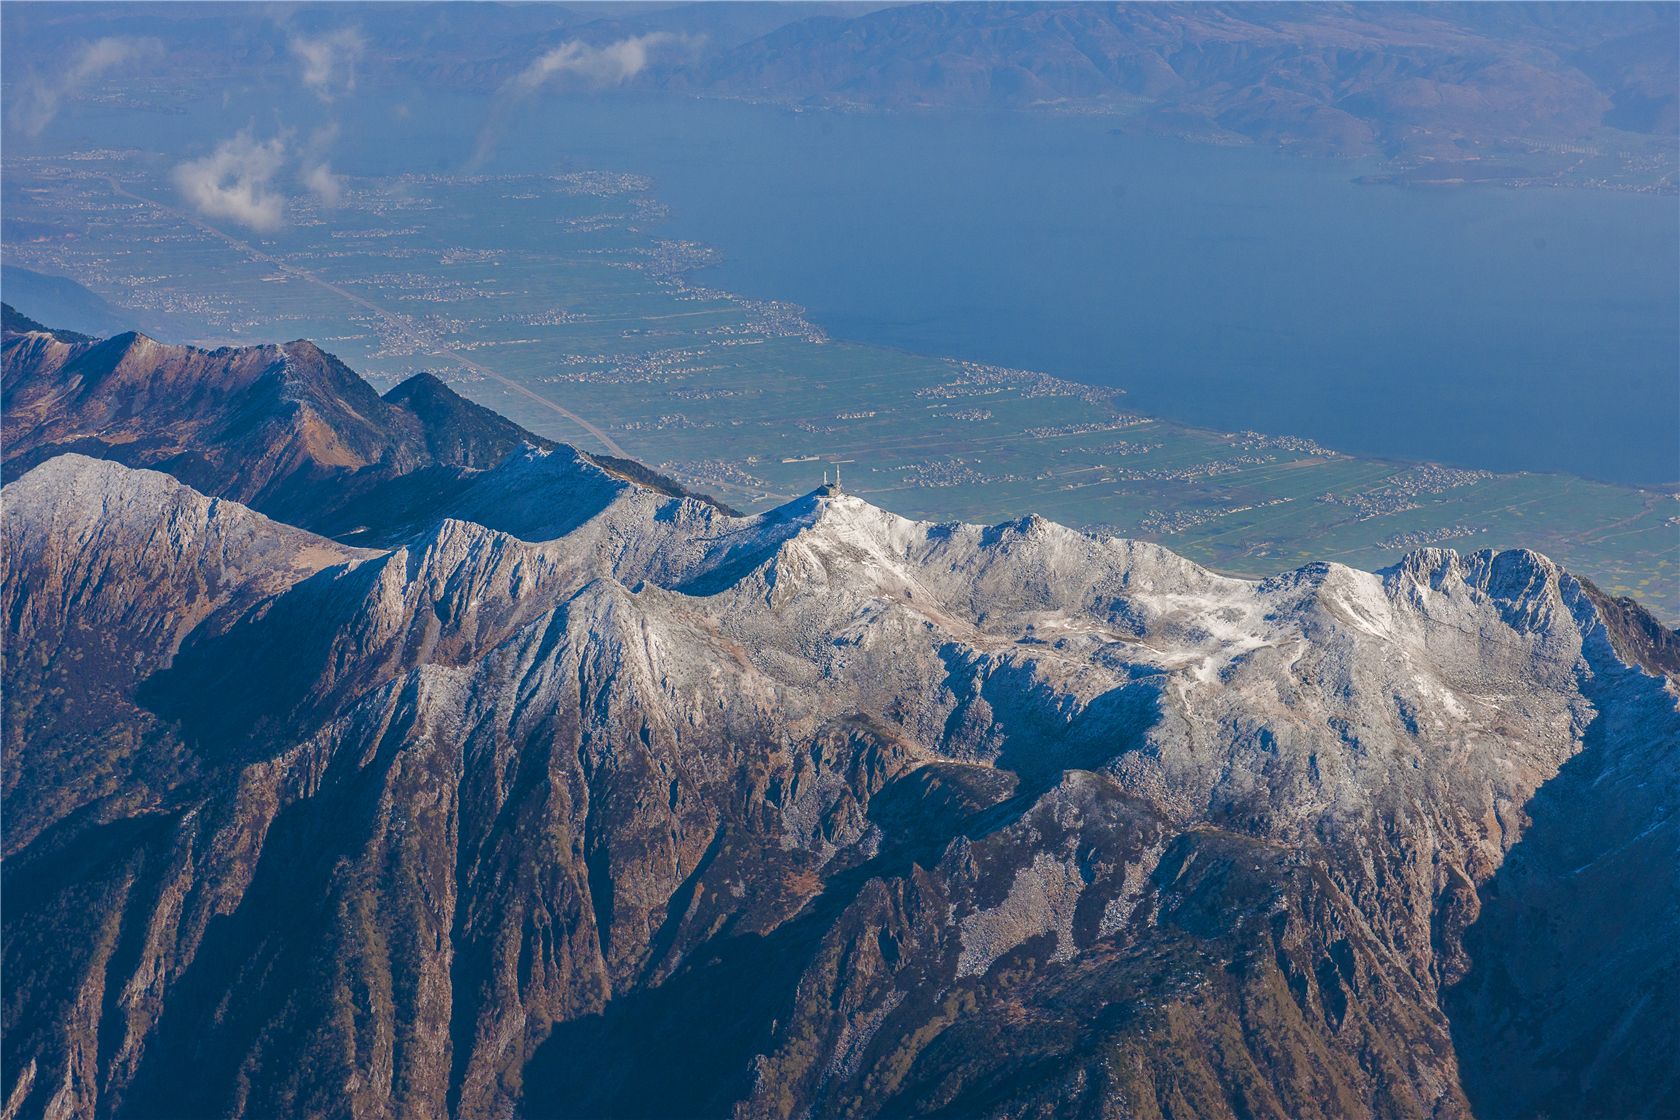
[0,311,731,546]
[4,416,1675,1119]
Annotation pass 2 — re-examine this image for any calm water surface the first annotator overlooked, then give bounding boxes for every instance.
[33,89,1680,485]
[512,97,1678,487]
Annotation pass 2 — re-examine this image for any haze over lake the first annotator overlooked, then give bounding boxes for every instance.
[508,96,1678,488]
[30,87,1680,486]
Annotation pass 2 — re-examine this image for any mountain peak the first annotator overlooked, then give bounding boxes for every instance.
[2,319,716,543]
[4,315,1675,1120]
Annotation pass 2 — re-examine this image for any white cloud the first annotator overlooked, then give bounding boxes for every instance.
[173,132,289,231]
[289,27,365,101]
[470,34,688,170]
[303,161,343,207]
[509,33,679,95]
[299,124,344,206]
[8,36,163,137]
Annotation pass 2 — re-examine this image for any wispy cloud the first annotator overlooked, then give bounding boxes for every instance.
[8,36,163,137]
[509,33,680,95]
[470,33,690,169]
[289,27,365,102]
[173,131,289,231]
[302,162,343,207]
[301,126,345,208]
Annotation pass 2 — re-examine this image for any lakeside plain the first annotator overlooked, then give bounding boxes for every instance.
[5,141,1675,618]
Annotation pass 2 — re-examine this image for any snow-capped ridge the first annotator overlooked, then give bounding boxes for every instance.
[6,431,1677,1120]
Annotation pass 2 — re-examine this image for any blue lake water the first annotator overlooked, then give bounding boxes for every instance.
[505,96,1679,488]
[23,89,1680,486]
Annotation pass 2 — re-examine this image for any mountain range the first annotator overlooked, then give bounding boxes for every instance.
[677,2,1680,157]
[3,310,1677,1119]
[6,3,1676,164]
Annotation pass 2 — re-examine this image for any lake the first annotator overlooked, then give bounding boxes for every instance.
[491,95,1679,488]
[26,87,1680,486]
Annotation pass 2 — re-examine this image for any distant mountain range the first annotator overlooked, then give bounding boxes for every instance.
[4,310,1677,1119]
[676,2,1680,157]
[5,2,1673,165]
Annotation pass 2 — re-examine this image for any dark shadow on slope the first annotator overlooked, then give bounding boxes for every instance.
[518,760,1035,1119]
[520,905,828,1118]
[117,688,431,1119]
[933,642,1165,790]
[1,810,185,1119]
[669,493,826,599]
[137,561,381,760]
[443,699,582,1118]
[1446,655,1680,1119]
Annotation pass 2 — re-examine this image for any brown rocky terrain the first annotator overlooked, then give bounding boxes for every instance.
[2,322,1676,1120]
[0,307,729,546]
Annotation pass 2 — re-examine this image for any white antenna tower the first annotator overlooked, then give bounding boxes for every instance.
[834,462,841,491]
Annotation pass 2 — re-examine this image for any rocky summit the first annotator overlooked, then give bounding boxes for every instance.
[2,320,1676,1120]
